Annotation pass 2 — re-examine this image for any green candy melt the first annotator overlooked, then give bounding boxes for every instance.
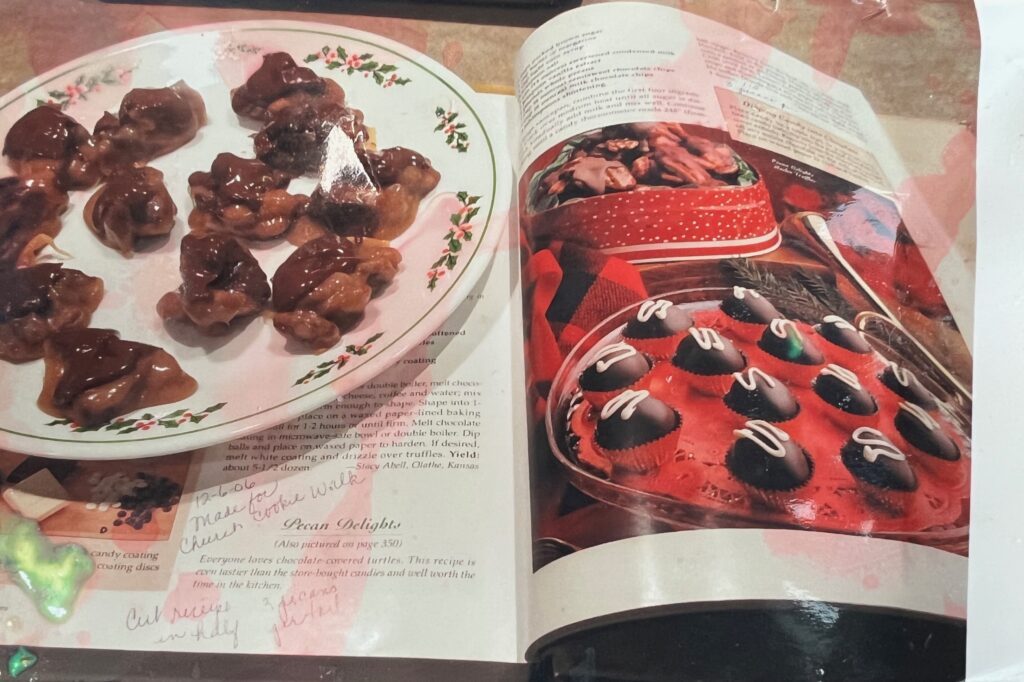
[0,512,94,622]
[8,646,38,677]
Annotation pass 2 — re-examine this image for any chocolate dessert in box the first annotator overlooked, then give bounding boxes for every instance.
[523,122,779,261]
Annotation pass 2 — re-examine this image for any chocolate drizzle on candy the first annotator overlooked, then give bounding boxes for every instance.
[230,52,326,122]
[38,328,197,427]
[813,364,878,416]
[579,342,651,393]
[724,367,799,422]
[157,234,271,335]
[721,286,782,325]
[726,420,812,492]
[758,319,824,365]
[895,402,960,461]
[594,389,680,452]
[623,299,693,340]
[841,427,918,492]
[0,264,104,362]
[673,327,746,376]
[815,315,871,354]
[879,361,937,410]
[2,105,102,190]
[84,166,176,255]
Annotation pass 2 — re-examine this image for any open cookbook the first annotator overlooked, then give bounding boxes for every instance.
[0,3,973,678]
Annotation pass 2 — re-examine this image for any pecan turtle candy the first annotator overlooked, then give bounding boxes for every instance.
[230,52,332,122]
[0,264,104,363]
[84,166,177,255]
[38,328,197,428]
[92,80,207,172]
[253,94,369,177]
[271,235,400,351]
[157,233,271,335]
[294,145,441,244]
[0,175,69,268]
[2,104,103,190]
[187,153,307,240]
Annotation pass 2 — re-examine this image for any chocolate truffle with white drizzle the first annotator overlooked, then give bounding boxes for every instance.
[815,314,872,354]
[672,327,746,376]
[758,318,825,366]
[724,367,799,422]
[593,389,681,472]
[813,363,878,416]
[721,286,782,324]
[579,342,652,405]
[841,427,918,512]
[719,286,783,341]
[671,326,746,395]
[878,361,937,410]
[622,299,693,358]
[726,420,813,502]
[894,401,960,461]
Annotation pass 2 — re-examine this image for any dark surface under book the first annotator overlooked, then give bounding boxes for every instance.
[3,602,963,681]
[101,0,578,27]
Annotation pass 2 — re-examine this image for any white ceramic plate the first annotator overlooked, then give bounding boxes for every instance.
[0,21,508,459]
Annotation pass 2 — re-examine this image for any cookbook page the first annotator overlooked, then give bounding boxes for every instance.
[515,2,972,669]
[0,94,523,663]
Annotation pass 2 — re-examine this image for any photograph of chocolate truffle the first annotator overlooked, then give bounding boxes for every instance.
[671,327,746,396]
[579,342,652,406]
[187,153,307,241]
[157,233,271,335]
[84,166,176,255]
[894,402,960,461]
[879,361,937,410]
[38,328,197,427]
[0,264,104,362]
[758,318,824,366]
[812,364,878,416]
[815,315,871,354]
[593,389,681,472]
[2,105,102,190]
[723,367,799,422]
[620,299,693,359]
[841,427,918,512]
[672,327,746,373]
[720,286,781,325]
[726,419,813,508]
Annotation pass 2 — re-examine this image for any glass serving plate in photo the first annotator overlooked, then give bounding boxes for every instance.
[545,288,971,554]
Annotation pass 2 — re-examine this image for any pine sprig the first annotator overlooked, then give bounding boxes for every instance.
[720,258,856,323]
[793,270,859,321]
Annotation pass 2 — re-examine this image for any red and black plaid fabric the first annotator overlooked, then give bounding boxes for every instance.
[523,242,648,421]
